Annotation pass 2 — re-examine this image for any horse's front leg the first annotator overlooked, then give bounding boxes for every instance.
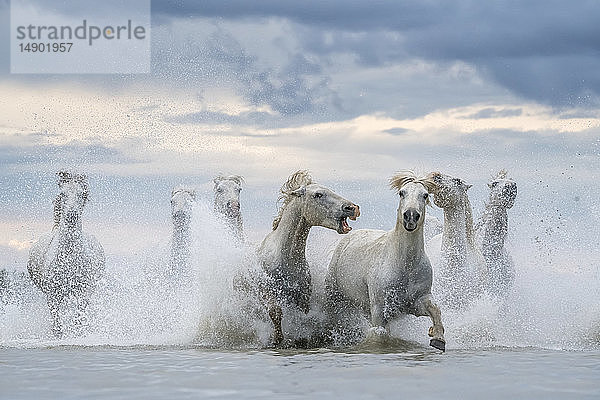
[262,291,284,346]
[415,294,445,351]
[367,290,390,340]
[47,296,62,338]
[73,295,90,329]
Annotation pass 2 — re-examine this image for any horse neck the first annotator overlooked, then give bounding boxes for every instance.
[171,219,191,270]
[226,214,244,236]
[172,218,191,246]
[214,201,244,236]
[55,214,84,255]
[273,201,310,263]
[442,199,470,251]
[481,203,508,248]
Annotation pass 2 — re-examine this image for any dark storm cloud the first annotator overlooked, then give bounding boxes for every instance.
[153,28,340,117]
[152,0,600,107]
[3,1,600,111]
[151,0,442,31]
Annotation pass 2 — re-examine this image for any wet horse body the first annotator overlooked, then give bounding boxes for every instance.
[326,172,445,351]
[476,171,517,296]
[427,173,487,308]
[257,171,359,345]
[27,172,105,336]
[170,186,196,275]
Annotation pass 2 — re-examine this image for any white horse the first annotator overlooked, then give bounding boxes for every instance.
[170,185,196,275]
[326,171,446,351]
[27,171,105,336]
[475,170,517,296]
[427,172,487,309]
[256,170,360,346]
[214,175,244,242]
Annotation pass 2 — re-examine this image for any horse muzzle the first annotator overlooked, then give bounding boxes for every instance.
[403,209,420,232]
[225,200,241,217]
[343,203,360,220]
[338,203,360,234]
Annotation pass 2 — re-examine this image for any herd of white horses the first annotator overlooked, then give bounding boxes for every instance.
[23,169,517,351]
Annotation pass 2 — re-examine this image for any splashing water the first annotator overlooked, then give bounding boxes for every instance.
[1,192,599,351]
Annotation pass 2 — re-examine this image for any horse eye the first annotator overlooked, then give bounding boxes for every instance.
[217,188,224,193]
[399,190,406,198]
[423,193,429,199]
[314,192,324,199]
[491,182,498,188]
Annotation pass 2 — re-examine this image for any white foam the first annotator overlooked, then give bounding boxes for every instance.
[1,195,599,351]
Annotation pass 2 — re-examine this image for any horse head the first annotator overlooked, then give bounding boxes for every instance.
[55,171,89,225]
[274,170,360,234]
[213,175,243,220]
[171,186,196,226]
[487,170,517,209]
[390,171,436,232]
[430,172,472,209]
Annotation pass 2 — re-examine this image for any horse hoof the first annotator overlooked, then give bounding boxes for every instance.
[429,338,446,352]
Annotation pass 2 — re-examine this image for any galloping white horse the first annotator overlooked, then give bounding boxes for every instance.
[27,171,105,336]
[257,170,360,346]
[170,185,196,275]
[214,175,244,242]
[427,172,487,309]
[475,170,517,296]
[326,171,446,351]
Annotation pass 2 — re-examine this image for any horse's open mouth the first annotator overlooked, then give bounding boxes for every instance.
[339,217,353,234]
[338,204,359,234]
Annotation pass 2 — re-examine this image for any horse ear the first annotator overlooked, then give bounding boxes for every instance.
[466,184,473,190]
[289,186,306,197]
[231,175,244,186]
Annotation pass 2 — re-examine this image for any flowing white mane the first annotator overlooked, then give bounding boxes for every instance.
[495,169,509,180]
[272,170,313,230]
[214,174,244,186]
[171,185,196,199]
[389,170,438,197]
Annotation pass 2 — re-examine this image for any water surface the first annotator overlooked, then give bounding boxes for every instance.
[2,345,598,399]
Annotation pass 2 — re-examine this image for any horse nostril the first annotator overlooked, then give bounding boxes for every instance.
[403,210,420,222]
[343,204,355,213]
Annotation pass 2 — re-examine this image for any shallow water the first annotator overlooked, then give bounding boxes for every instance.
[2,193,600,399]
[1,345,599,399]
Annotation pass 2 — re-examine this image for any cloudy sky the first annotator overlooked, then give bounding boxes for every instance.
[0,0,599,265]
